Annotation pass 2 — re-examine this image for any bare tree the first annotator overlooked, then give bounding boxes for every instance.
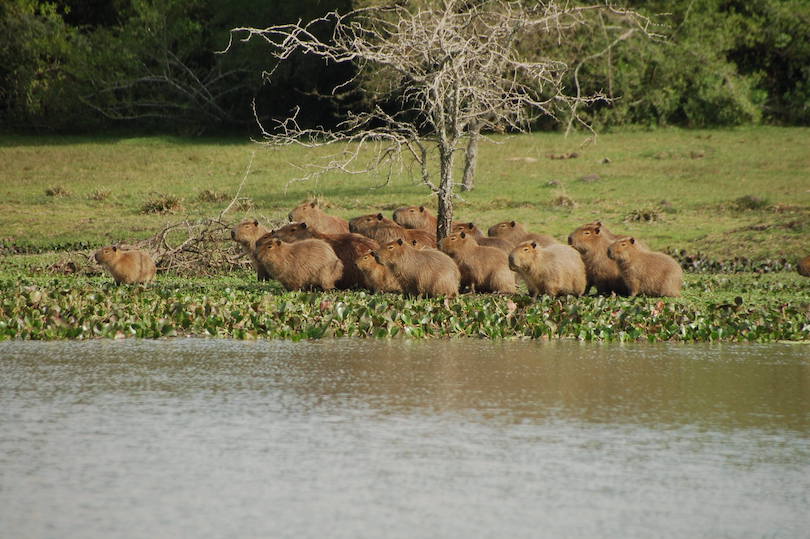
[222,0,655,239]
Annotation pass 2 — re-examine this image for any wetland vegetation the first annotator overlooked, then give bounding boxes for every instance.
[1,128,808,342]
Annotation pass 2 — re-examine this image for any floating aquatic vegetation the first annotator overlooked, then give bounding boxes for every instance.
[0,273,807,342]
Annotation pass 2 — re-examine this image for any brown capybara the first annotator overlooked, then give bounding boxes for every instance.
[487,221,558,247]
[270,222,379,289]
[231,218,272,281]
[374,238,460,297]
[349,213,436,248]
[607,237,683,297]
[254,236,343,291]
[567,221,631,295]
[508,241,587,297]
[94,246,156,284]
[439,232,516,293]
[451,222,513,253]
[392,205,437,232]
[798,255,810,277]
[355,250,402,293]
[289,201,349,234]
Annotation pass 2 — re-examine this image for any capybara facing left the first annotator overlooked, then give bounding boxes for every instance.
[508,242,586,297]
[231,218,271,281]
[607,237,683,297]
[289,201,349,234]
[270,222,378,289]
[374,238,459,297]
[349,213,436,248]
[355,250,402,293]
[488,220,558,247]
[94,246,156,284]
[439,231,515,293]
[255,236,343,291]
[392,205,437,232]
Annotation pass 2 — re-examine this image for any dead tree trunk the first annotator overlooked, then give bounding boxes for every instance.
[461,122,481,192]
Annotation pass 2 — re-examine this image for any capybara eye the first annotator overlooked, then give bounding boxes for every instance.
[584,231,590,235]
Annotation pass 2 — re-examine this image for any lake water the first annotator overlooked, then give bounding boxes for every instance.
[1,339,808,538]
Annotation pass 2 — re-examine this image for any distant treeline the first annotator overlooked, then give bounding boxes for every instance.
[1,0,808,134]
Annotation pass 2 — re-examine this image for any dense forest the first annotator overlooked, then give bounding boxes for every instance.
[1,0,808,134]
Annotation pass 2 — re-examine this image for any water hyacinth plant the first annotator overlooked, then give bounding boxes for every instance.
[1,272,807,342]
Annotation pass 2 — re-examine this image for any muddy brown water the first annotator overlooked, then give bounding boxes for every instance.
[1,339,808,538]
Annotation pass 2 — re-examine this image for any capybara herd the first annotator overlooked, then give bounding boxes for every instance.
[97,200,808,296]
[224,203,688,298]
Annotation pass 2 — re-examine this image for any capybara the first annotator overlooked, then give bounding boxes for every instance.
[798,255,810,277]
[567,221,629,295]
[254,236,343,291]
[508,242,587,297]
[439,232,516,293]
[349,213,436,248]
[231,218,271,281]
[270,221,379,289]
[94,246,156,284]
[451,222,513,253]
[355,249,402,293]
[606,237,683,297]
[289,201,349,234]
[393,205,437,232]
[487,221,558,247]
[373,238,460,297]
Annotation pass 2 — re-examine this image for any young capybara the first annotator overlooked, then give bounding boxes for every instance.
[231,218,271,281]
[254,236,343,291]
[798,255,810,277]
[567,221,635,295]
[508,241,587,297]
[349,213,436,248]
[606,237,683,297]
[94,246,156,284]
[439,232,516,293]
[373,238,460,297]
[392,205,437,232]
[288,201,349,234]
[270,222,379,289]
[487,221,558,247]
[355,249,402,293]
[450,222,513,253]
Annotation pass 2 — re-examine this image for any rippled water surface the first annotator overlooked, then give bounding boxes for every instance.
[1,339,809,538]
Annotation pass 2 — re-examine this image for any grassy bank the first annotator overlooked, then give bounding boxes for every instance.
[1,127,808,342]
[2,127,809,261]
[1,272,808,342]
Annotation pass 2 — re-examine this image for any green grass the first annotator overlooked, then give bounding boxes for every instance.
[1,127,808,342]
[1,271,807,342]
[2,126,808,261]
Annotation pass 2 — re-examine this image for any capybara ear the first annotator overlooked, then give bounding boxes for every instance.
[594,227,601,235]
[467,223,475,229]
[396,238,404,245]
[419,206,425,212]
[460,231,466,238]
[530,241,537,249]
[112,246,118,252]
[376,213,383,220]
[253,219,258,226]
[510,221,516,227]
[630,237,636,244]
[300,222,308,229]
[309,201,316,208]
[595,220,602,226]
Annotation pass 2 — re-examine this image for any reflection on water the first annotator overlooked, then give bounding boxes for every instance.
[1,339,808,538]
